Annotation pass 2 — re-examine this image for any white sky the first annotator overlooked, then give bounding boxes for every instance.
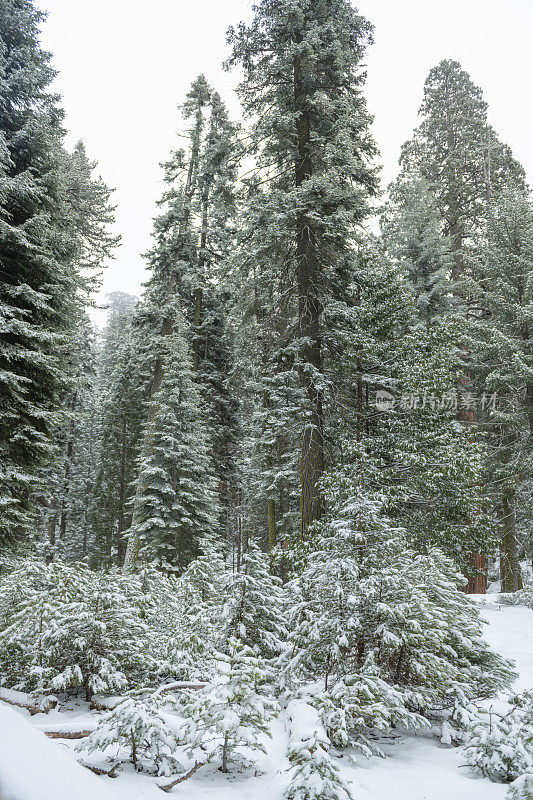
[36,0,533,308]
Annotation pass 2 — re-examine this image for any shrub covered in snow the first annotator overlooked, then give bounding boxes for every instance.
[285,492,515,755]
[0,558,185,698]
[507,772,533,800]
[178,638,278,772]
[284,700,353,800]
[502,588,533,610]
[464,691,533,782]
[76,692,183,775]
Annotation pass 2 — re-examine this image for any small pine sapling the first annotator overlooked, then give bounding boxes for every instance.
[464,692,533,783]
[76,693,183,776]
[507,772,533,800]
[179,638,278,772]
[284,700,353,800]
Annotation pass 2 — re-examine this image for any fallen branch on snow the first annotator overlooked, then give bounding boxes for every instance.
[0,687,57,715]
[44,729,93,739]
[80,762,121,778]
[158,761,206,792]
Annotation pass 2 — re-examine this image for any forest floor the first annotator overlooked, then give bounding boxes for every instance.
[2,594,532,800]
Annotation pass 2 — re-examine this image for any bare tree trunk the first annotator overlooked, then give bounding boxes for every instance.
[221,733,229,773]
[500,489,523,592]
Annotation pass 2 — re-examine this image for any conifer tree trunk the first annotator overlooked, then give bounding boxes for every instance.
[500,489,523,592]
[193,182,209,372]
[294,53,324,541]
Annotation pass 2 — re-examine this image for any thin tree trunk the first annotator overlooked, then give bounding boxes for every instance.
[267,496,276,551]
[500,489,523,592]
[221,733,229,773]
[192,179,209,372]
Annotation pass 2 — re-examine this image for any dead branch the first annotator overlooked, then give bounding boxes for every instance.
[0,691,57,716]
[81,762,120,778]
[44,729,93,740]
[158,761,205,792]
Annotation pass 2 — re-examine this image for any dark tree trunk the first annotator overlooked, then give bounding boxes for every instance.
[294,53,324,541]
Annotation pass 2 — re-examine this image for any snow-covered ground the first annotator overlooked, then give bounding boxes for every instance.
[1,595,531,800]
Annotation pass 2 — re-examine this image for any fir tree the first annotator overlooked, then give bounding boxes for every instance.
[0,0,73,544]
[468,190,533,591]
[220,540,287,661]
[382,177,453,325]
[179,637,278,773]
[92,293,146,566]
[285,488,514,753]
[464,691,533,783]
[132,316,219,573]
[76,692,183,775]
[398,59,525,282]
[284,700,353,800]
[228,0,378,540]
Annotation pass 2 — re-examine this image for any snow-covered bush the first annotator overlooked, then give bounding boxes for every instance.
[507,772,533,800]
[0,558,179,698]
[315,663,428,758]
[502,588,533,610]
[220,541,288,661]
[76,692,183,775]
[464,692,533,782]
[285,491,515,755]
[284,700,353,800]
[172,538,227,679]
[179,638,278,772]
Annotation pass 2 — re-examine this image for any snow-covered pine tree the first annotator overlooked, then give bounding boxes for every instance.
[37,314,99,563]
[464,691,533,783]
[76,693,183,775]
[91,293,147,566]
[285,486,514,755]
[123,75,211,571]
[311,241,496,574]
[124,77,239,569]
[468,190,533,591]
[398,59,525,282]
[0,0,78,546]
[284,700,353,800]
[189,90,240,540]
[0,559,156,699]
[227,0,379,541]
[507,773,533,800]
[170,538,227,679]
[132,315,219,573]
[391,60,528,589]
[381,177,454,326]
[220,540,287,662]
[179,637,278,773]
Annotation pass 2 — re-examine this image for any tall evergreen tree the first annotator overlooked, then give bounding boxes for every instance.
[469,190,533,590]
[0,0,72,545]
[132,315,219,573]
[382,177,453,326]
[398,59,525,283]
[0,3,118,550]
[91,292,145,566]
[228,0,378,541]
[124,77,237,569]
[393,59,527,590]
